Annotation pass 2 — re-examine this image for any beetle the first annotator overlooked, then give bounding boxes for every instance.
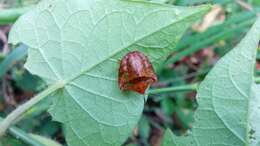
[118,51,157,94]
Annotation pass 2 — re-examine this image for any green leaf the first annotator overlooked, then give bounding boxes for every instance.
[9,0,210,145]
[170,17,260,145]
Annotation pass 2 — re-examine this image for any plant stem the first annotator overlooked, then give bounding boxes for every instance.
[148,83,199,94]
[149,76,260,95]
[8,127,45,146]
[0,117,44,146]
[0,6,33,25]
[0,81,64,137]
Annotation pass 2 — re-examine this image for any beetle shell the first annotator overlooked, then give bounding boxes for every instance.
[118,51,157,94]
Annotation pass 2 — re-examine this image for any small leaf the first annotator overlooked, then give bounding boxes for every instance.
[9,0,210,145]
[170,17,260,145]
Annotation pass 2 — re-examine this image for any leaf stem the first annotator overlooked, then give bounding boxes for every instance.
[8,127,45,146]
[149,76,260,95]
[0,81,64,137]
[0,6,33,25]
[148,83,199,94]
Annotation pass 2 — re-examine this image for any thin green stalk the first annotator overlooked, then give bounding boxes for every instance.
[0,81,64,137]
[148,83,199,94]
[8,127,45,146]
[0,6,33,25]
[0,117,44,146]
[149,76,260,95]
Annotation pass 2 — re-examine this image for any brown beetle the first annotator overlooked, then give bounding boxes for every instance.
[118,51,157,94]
